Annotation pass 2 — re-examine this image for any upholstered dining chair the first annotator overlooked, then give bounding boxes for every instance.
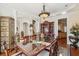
[37,39,58,56]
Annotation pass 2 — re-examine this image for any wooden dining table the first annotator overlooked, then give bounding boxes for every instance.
[16,41,51,56]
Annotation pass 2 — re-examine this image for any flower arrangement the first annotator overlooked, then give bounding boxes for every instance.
[70,24,79,36]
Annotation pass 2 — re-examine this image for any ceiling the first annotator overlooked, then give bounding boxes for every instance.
[0,3,78,18]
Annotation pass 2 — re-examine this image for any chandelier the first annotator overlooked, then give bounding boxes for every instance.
[39,4,50,19]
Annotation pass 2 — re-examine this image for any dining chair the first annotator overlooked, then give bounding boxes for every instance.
[45,40,55,51]
[49,39,58,56]
[4,49,9,56]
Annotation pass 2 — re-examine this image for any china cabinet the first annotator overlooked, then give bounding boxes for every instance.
[0,16,15,53]
[40,21,54,42]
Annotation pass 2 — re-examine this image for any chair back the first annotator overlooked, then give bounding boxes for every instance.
[49,39,58,56]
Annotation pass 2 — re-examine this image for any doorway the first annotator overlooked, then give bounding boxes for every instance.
[58,18,67,48]
[23,22,28,36]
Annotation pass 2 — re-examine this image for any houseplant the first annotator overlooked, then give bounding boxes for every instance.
[70,24,79,36]
[70,24,79,48]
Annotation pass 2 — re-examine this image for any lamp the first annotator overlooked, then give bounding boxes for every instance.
[39,4,50,19]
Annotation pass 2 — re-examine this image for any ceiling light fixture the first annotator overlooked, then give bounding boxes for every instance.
[39,4,50,19]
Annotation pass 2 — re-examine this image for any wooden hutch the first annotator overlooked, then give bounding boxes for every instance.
[40,21,54,42]
[0,16,15,53]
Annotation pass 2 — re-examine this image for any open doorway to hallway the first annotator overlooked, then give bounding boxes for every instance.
[58,18,67,48]
[57,18,68,56]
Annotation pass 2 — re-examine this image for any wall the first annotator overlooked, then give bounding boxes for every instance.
[67,10,79,45]
[52,10,79,45]
[0,8,17,35]
[0,5,79,45]
[0,8,40,36]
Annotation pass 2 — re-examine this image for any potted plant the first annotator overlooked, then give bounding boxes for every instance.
[70,24,79,48]
[70,24,79,36]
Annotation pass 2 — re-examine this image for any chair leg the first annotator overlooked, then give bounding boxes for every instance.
[4,50,9,56]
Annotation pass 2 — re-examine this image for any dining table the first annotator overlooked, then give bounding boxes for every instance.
[16,40,51,56]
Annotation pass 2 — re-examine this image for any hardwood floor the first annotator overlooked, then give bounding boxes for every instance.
[58,38,79,56]
[58,38,67,48]
[70,47,79,56]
